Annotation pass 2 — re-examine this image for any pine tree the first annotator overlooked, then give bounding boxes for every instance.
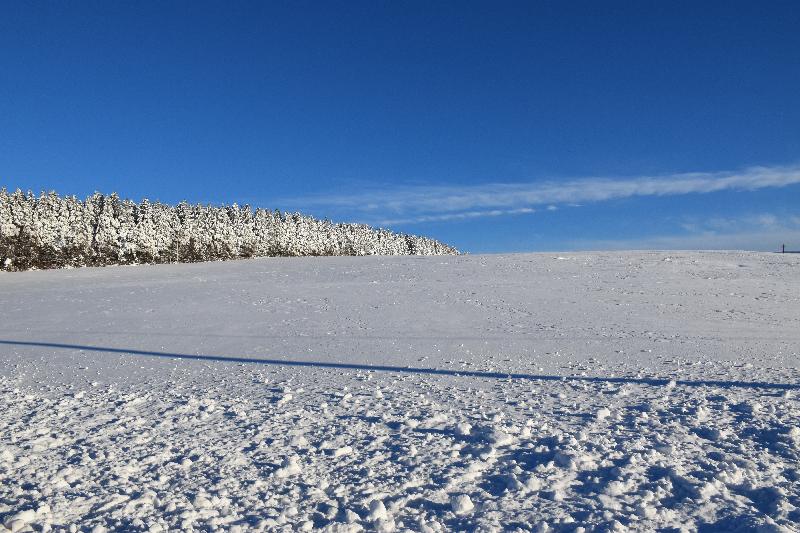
[0,190,458,271]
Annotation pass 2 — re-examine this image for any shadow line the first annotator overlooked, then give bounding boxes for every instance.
[0,339,796,390]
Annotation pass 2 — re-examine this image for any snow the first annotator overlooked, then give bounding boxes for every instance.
[1,251,799,531]
[450,494,475,515]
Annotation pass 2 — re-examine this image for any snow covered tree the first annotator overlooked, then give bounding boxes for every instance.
[0,190,458,271]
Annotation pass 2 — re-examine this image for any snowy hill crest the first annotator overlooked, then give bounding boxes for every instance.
[0,189,458,270]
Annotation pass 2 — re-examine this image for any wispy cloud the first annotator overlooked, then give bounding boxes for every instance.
[284,164,800,225]
[379,207,536,225]
[568,213,800,252]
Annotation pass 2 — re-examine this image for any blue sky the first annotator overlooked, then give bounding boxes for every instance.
[1,1,799,252]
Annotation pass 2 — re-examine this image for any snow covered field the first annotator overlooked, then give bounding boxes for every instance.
[1,251,799,532]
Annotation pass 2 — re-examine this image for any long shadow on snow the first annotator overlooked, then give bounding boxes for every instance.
[1,339,797,390]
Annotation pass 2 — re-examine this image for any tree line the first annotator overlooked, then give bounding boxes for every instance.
[0,189,458,271]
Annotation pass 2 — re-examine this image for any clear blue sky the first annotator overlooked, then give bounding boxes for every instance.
[2,1,799,252]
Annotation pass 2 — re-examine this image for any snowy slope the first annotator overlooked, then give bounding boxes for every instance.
[1,251,799,532]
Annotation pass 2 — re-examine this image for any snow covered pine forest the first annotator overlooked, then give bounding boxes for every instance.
[0,190,458,271]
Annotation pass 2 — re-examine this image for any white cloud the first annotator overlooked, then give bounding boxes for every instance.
[568,230,800,252]
[568,213,800,252]
[378,207,536,225]
[285,164,800,224]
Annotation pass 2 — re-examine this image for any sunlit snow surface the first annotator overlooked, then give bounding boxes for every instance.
[1,252,799,532]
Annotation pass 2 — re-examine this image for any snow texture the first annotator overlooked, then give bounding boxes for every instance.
[0,189,457,271]
[1,251,799,532]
